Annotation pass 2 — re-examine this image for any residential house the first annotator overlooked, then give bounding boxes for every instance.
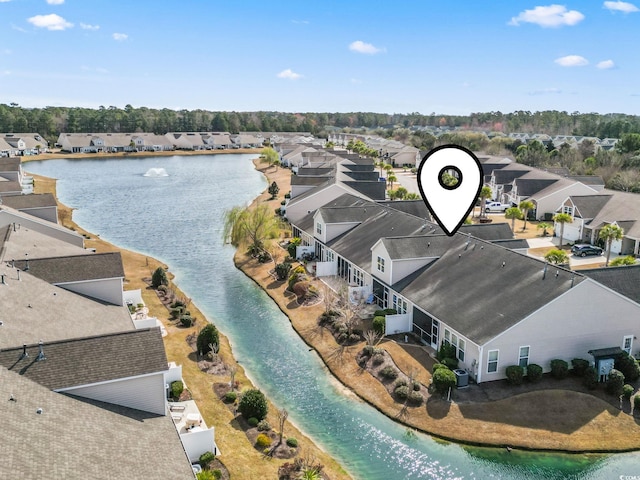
[556,189,640,253]
[0,193,58,223]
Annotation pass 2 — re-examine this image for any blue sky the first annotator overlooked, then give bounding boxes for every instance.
[1,1,640,115]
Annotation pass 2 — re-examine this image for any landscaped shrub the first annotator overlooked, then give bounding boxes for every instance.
[151,267,168,289]
[292,281,311,301]
[380,366,398,379]
[170,307,183,319]
[526,363,543,382]
[372,352,385,365]
[408,390,424,405]
[197,323,220,357]
[247,417,259,427]
[571,358,590,377]
[623,384,635,399]
[635,395,640,411]
[287,266,306,290]
[441,357,459,370]
[275,262,292,281]
[394,385,410,400]
[286,437,298,448]
[171,380,184,399]
[394,379,408,389]
[287,238,301,259]
[372,316,386,336]
[212,470,222,480]
[437,342,457,362]
[605,369,625,396]
[257,420,271,431]
[348,333,361,343]
[615,352,640,382]
[583,366,599,390]
[238,389,268,421]
[170,300,186,309]
[199,451,216,469]
[255,433,272,448]
[157,285,169,294]
[180,315,193,327]
[412,381,421,391]
[224,392,237,403]
[506,365,524,385]
[362,345,374,357]
[432,363,447,373]
[550,359,569,379]
[433,367,456,394]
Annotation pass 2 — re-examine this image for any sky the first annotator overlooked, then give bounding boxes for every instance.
[1,1,640,115]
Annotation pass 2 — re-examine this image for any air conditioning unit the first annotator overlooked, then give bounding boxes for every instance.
[453,369,469,388]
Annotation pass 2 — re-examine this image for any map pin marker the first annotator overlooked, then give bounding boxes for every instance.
[417,145,484,237]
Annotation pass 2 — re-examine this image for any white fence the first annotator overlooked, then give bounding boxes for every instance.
[316,260,338,277]
[385,313,412,336]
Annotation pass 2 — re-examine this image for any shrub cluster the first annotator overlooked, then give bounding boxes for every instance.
[605,369,625,396]
[394,385,410,400]
[224,392,237,403]
[197,323,220,357]
[550,359,569,379]
[526,363,543,382]
[275,262,292,281]
[380,366,398,379]
[583,366,599,390]
[199,451,215,469]
[247,417,259,427]
[257,420,271,431]
[239,389,268,421]
[151,267,168,289]
[505,365,524,385]
[623,384,635,399]
[433,367,456,394]
[286,437,298,448]
[171,380,184,399]
[372,316,386,336]
[571,358,590,377]
[615,352,640,382]
[255,433,272,448]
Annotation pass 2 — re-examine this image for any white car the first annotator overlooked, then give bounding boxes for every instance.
[485,202,511,213]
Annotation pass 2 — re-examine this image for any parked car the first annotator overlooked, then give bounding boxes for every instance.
[485,202,511,213]
[571,244,603,257]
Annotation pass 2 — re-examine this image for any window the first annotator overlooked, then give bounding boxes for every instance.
[444,329,451,345]
[392,294,407,314]
[458,339,465,362]
[487,350,499,373]
[518,346,530,368]
[316,222,322,235]
[443,329,465,361]
[377,256,385,273]
[623,335,633,354]
[353,268,364,287]
[562,205,574,216]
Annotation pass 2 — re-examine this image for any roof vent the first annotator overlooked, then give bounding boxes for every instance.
[19,344,28,360]
[543,263,548,280]
[555,270,560,278]
[0,274,5,285]
[36,340,45,362]
[502,261,506,268]
[36,408,43,415]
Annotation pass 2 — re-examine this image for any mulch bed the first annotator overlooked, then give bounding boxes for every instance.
[212,382,298,460]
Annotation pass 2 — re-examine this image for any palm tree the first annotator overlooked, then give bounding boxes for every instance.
[544,248,569,265]
[599,223,624,267]
[405,192,420,200]
[518,200,535,231]
[478,186,493,218]
[395,186,408,199]
[376,160,385,178]
[552,212,573,248]
[537,222,552,237]
[384,164,393,177]
[387,189,399,201]
[387,174,397,190]
[504,207,523,232]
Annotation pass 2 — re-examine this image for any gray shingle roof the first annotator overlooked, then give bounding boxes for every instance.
[399,236,584,344]
[570,194,612,219]
[0,328,168,390]
[0,193,56,209]
[458,222,514,241]
[580,265,640,304]
[0,367,193,480]
[14,252,125,284]
[378,200,431,220]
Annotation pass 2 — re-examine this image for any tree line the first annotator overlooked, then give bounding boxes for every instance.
[3,103,640,145]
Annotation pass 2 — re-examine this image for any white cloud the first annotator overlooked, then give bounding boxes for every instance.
[11,24,28,33]
[112,32,128,41]
[80,23,100,30]
[0,0,12,3]
[597,59,615,69]
[604,1,639,12]
[509,5,585,27]
[27,14,73,30]
[349,40,385,54]
[277,69,302,80]
[46,0,64,4]
[554,55,589,66]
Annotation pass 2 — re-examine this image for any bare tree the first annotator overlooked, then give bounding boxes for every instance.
[363,329,381,347]
[228,365,237,390]
[208,342,219,362]
[277,407,289,445]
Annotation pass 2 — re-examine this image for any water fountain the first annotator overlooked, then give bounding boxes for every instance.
[143,167,169,177]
